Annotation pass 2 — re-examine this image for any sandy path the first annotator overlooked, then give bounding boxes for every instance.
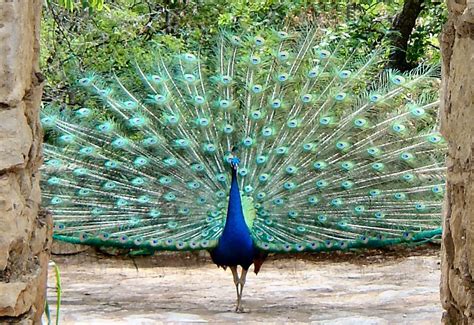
[45,248,442,324]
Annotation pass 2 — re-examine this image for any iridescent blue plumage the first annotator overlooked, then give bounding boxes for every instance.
[209,157,261,311]
[210,158,256,270]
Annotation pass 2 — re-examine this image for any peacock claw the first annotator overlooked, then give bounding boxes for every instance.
[235,305,245,313]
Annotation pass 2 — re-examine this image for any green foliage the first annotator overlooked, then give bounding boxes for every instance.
[408,1,447,63]
[47,0,104,11]
[41,0,446,106]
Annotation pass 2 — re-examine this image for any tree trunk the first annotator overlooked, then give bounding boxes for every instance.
[0,1,52,324]
[388,0,425,71]
[439,0,474,323]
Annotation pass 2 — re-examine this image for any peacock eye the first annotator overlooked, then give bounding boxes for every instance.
[134,156,148,167]
[278,51,289,60]
[354,206,364,212]
[369,94,381,102]
[184,74,196,83]
[124,101,137,109]
[428,135,442,143]
[259,174,269,182]
[318,50,331,59]
[97,122,113,132]
[256,155,267,164]
[166,115,177,124]
[369,189,381,196]
[316,180,328,187]
[155,95,165,101]
[151,75,163,83]
[308,67,319,78]
[252,85,263,93]
[341,181,353,189]
[415,203,425,210]
[336,141,349,149]
[262,127,272,136]
[271,99,281,108]
[254,36,265,46]
[252,111,262,119]
[391,75,406,85]
[320,117,331,125]
[79,146,94,155]
[354,118,367,127]
[59,134,75,143]
[287,120,298,128]
[219,100,230,108]
[129,116,146,126]
[276,146,288,154]
[98,89,110,96]
[223,124,233,133]
[221,75,232,84]
[77,107,91,116]
[303,143,314,151]
[277,74,288,82]
[372,163,384,170]
[273,198,284,205]
[367,147,380,156]
[78,77,92,86]
[301,94,312,102]
[402,173,414,181]
[183,53,196,62]
[231,36,241,45]
[242,137,254,147]
[194,95,205,104]
[410,107,425,117]
[392,123,405,132]
[335,92,346,101]
[204,144,216,152]
[338,70,351,79]
[250,56,261,65]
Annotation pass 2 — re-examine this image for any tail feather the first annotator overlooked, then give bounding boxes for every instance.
[41,27,444,253]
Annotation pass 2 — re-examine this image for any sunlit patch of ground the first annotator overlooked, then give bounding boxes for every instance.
[45,245,441,324]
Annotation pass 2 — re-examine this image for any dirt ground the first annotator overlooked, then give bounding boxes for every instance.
[45,245,442,324]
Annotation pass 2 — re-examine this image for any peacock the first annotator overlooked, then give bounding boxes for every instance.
[41,27,445,312]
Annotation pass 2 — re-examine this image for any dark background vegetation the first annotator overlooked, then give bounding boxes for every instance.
[42,0,446,105]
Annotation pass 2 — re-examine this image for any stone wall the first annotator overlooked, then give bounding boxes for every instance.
[0,1,52,324]
[440,0,474,323]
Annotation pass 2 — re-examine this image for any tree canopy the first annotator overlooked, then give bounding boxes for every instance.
[42,0,446,105]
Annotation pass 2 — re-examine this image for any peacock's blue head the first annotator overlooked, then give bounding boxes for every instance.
[230,156,240,170]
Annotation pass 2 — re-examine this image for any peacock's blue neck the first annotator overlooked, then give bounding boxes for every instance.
[210,164,255,269]
[222,168,248,234]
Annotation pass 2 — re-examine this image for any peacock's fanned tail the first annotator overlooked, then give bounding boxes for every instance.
[41,28,445,253]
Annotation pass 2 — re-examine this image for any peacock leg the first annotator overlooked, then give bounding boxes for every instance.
[230,266,241,311]
[236,268,248,313]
